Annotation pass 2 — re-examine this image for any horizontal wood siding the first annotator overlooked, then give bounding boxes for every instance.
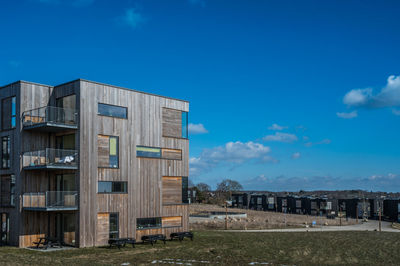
[162,108,181,138]
[162,216,182,228]
[162,177,182,204]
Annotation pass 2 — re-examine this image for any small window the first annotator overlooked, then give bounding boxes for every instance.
[136,146,161,158]
[182,112,188,138]
[11,97,16,128]
[98,181,127,193]
[98,103,127,119]
[136,217,162,230]
[98,135,119,168]
[182,177,189,204]
[109,213,119,239]
[136,146,182,160]
[10,175,15,207]
[2,136,10,169]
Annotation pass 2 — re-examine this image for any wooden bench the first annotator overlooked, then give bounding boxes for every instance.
[108,238,136,249]
[170,232,194,242]
[141,234,166,246]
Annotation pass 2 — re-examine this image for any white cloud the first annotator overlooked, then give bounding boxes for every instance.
[291,152,301,159]
[117,8,146,29]
[305,139,331,147]
[188,123,208,134]
[263,132,298,143]
[343,75,400,110]
[392,109,400,116]
[268,123,288,131]
[336,110,358,119]
[189,141,273,176]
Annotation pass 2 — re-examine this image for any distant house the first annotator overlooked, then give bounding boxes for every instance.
[383,199,400,222]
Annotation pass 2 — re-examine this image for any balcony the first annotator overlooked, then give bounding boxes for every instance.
[22,191,78,211]
[22,106,78,132]
[23,148,78,170]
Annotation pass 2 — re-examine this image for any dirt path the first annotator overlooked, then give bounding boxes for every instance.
[224,220,400,233]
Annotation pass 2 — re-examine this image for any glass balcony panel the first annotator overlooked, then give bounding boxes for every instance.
[22,106,77,131]
[22,148,78,170]
[22,191,78,211]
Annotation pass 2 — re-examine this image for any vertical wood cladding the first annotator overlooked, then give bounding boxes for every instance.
[1,79,188,248]
[79,80,189,247]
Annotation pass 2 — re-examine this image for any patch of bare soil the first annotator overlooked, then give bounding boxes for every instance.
[189,204,357,230]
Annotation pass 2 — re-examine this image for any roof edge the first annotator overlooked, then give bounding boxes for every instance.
[55,78,190,103]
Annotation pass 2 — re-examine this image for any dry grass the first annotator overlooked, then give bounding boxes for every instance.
[1,231,400,265]
[189,203,357,230]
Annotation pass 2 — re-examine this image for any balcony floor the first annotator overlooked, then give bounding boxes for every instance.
[23,122,78,132]
[23,165,78,171]
[23,207,78,211]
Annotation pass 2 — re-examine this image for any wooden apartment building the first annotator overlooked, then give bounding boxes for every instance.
[0,79,189,247]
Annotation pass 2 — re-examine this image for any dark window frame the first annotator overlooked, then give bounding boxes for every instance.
[2,96,16,130]
[109,213,119,239]
[98,181,127,194]
[136,145,182,161]
[1,136,10,169]
[0,174,15,208]
[98,135,120,169]
[136,217,162,230]
[98,103,127,119]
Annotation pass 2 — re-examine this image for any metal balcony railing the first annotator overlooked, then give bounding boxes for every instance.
[22,191,78,211]
[22,106,77,128]
[23,148,78,169]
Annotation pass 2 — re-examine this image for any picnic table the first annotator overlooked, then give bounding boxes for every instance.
[33,237,62,249]
[141,234,166,246]
[108,238,136,249]
[170,232,194,242]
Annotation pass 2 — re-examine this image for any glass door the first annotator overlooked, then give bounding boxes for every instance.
[1,213,9,245]
[55,213,76,246]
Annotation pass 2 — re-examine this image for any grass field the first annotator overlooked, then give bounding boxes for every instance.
[1,231,399,265]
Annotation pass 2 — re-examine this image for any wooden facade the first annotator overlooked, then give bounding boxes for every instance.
[0,79,189,248]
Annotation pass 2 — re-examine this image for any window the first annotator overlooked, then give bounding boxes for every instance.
[0,175,15,207]
[98,135,119,168]
[182,177,189,204]
[11,97,16,128]
[136,146,161,158]
[109,213,119,239]
[98,181,127,193]
[98,103,127,119]
[182,112,188,139]
[2,97,16,130]
[136,217,162,230]
[2,136,10,169]
[136,146,182,160]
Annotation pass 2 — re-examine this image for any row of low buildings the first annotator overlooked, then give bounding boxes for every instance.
[0,79,190,247]
[231,193,400,222]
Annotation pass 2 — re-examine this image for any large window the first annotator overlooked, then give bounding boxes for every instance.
[136,217,162,230]
[109,213,119,239]
[0,175,15,207]
[2,97,16,130]
[98,103,127,119]
[1,136,10,169]
[98,135,119,168]
[136,146,182,160]
[98,181,127,193]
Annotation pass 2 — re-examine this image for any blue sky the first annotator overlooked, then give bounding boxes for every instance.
[1,0,400,191]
